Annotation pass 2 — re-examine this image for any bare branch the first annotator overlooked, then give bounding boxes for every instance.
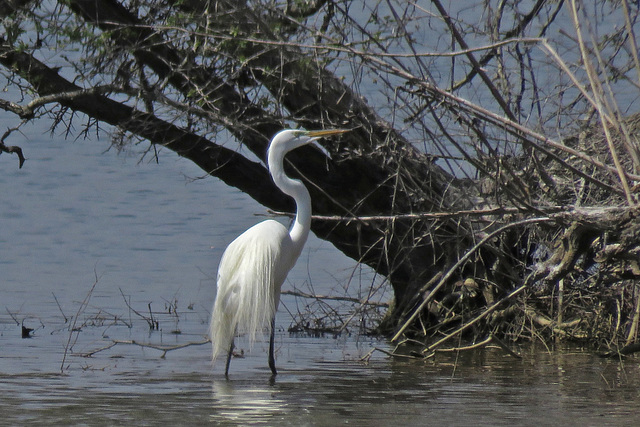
[0,139,25,168]
[78,338,210,359]
[281,289,389,307]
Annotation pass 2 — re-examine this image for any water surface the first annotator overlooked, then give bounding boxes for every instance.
[1,132,639,425]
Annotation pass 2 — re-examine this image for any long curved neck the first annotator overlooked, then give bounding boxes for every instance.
[268,146,311,260]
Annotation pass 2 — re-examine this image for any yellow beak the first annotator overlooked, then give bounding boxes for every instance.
[306,129,349,138]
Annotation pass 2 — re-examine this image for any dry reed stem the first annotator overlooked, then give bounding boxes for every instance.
[626,289,640,346]
[556,278,564,342]
[621,0,640,87]
[568,0,635,204]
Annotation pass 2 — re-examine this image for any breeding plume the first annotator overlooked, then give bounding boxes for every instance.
[209,129,348,376]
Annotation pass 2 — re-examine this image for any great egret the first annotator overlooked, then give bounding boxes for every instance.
[209,128,348,376]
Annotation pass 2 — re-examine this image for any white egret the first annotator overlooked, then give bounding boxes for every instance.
[209,128,348,376]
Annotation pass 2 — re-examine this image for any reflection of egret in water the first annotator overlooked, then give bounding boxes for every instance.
[210,379,289,423]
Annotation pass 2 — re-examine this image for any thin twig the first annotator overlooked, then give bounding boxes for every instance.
[621,0,640,88]
[430,0,516,121]
[61,271,101,373]
[79,339,210,359]
[266,205,640,223]
[5,307,20,326]
[568,0,634,204]
[626,289,640,346]
[365,346,425,360]
[434,335,492,352]
[52,292,68,323]
[281,289,388,307]
[119,288,156,330]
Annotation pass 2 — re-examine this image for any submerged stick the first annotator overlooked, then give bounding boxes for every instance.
[599,342,640,358]
[434,336,492,352]
[79,339,210,359]
[489,333,522,359]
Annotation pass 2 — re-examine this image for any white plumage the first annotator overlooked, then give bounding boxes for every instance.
[209,220,292,363]
[209,129,347,376]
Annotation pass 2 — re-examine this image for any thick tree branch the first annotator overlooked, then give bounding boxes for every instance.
[0,39,284,206]
[4,0,638,347]
[58,0,475,312]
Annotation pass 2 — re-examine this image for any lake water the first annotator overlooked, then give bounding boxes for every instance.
[1,130,640,425]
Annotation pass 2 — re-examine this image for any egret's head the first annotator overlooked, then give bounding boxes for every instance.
[270,128,349,153]
[267,128,348,180]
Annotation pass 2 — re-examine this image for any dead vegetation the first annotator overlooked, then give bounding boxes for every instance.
[1,0,640,360]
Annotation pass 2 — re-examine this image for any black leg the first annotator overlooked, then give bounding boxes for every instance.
[268,317,277,376]
[225,339,235,378]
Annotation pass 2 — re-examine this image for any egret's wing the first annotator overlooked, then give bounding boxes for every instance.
[210,220,292,362]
